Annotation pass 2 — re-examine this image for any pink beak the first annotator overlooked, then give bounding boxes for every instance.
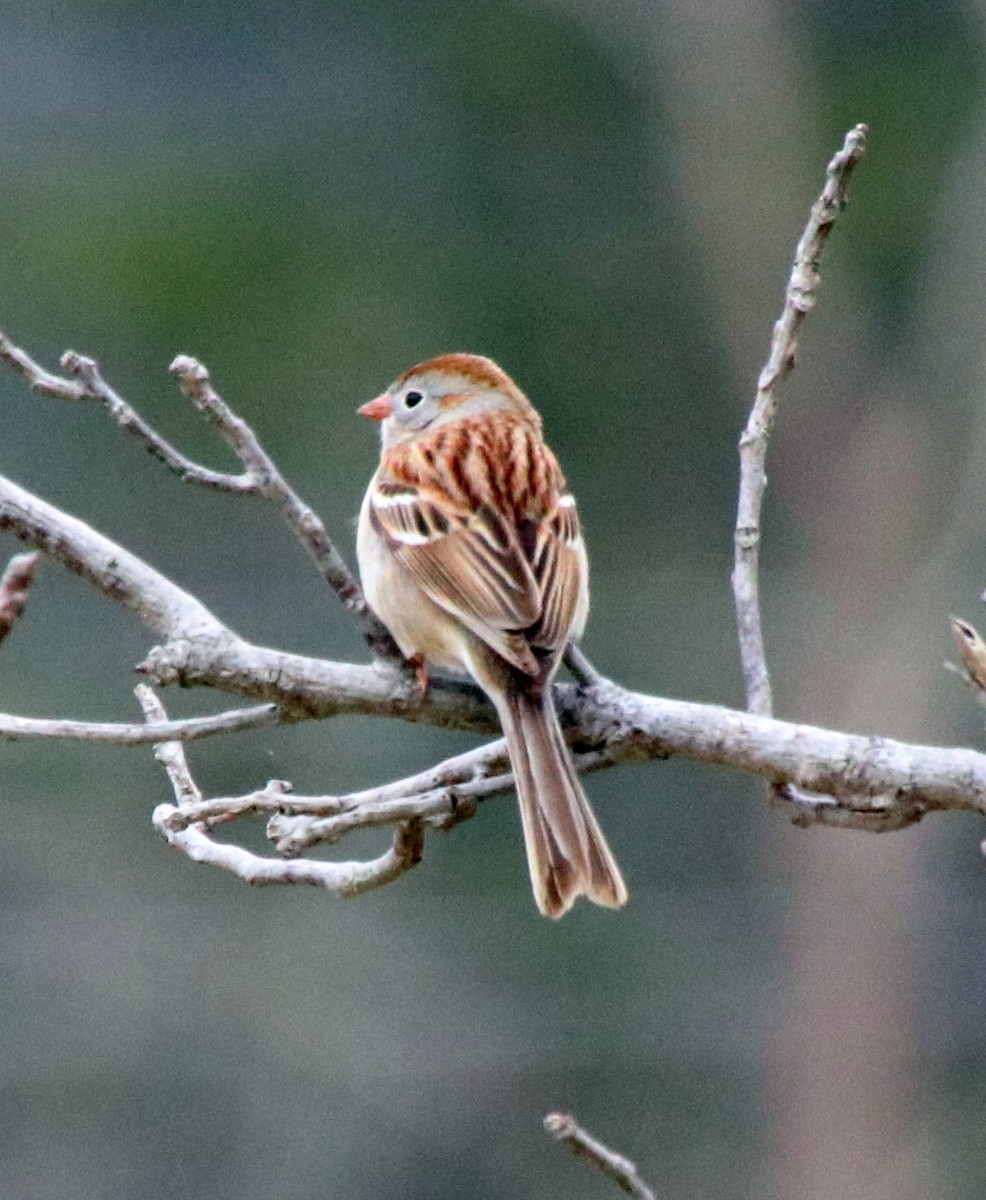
[358,393,393,421]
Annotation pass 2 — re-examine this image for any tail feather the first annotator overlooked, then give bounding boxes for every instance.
[495,686,628,918]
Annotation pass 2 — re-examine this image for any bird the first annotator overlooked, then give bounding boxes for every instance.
[355,352,628,918]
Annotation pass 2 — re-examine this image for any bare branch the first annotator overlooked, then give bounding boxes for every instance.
[0,551,40,645]
[166,741,511,833]
[132,669,986,878]
[0,332,255,490]
[135,622,986,838]
[154,814,425,893]
[0,461,471,725]
[168,354,398,660]
[3,461,986,835]
[138,685,425,895]
[136,685,204,804]
[266,746,613,855]
[0,331,88,400]
[267,781,504,855]
[62,348,263,490]
[265,780,503,853]
[0,703,284,745]
[0,329,399,658]
[731,124,867,818]
[732,124,867,714]
[544,1112,656,1199]
[0,471,230,642]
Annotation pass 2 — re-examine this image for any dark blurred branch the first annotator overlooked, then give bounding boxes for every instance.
[544,1112,656,1199]
[563,642,603,686]
[732,124,867,713]
[138,685,424,894]
[0,551,40,646]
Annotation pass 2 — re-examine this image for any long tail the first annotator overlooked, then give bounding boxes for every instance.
[494,685,628,918]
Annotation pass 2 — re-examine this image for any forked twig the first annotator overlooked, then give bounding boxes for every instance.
[158,740,511,835]
[137,685,424,895]
[0,334,252,490]
[167,355,396,658]
[0,329,398,661]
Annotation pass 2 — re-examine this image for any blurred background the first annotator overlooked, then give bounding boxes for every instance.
[2,1,986,1197]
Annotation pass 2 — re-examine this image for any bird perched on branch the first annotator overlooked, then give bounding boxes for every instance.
[357,353,627,918]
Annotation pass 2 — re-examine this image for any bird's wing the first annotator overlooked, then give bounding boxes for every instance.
[369,478,542,675]
[521,494,586,655]
[371,417,586,676]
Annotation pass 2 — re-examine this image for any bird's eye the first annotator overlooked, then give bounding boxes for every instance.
[404,390,424,409]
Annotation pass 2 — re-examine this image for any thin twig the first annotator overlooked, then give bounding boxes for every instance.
[168,355,399,661]
[0,332,88,400]
[0,551,40,645]
[0,330,399,659]
[153,813,425,893]
[60,349,260,490]
[265,778,504,852]
[136,685,203,804]
[166,741,511,832]
[267,747,611,854]
[152,742,514,866]
[137,685,425,895]
[731,124,867,816]
[544,1112,656,1199]
[0,333,254,490]
[732,123,867,714]
[0,703,285,744]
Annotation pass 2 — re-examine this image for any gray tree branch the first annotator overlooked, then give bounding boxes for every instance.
[732,123,868,714]
[0,704,285,745]
[0,330,398,660]
[1,124,983,896]
[732,124,868,817]
[1,452,985,882]
[139,685,424,894]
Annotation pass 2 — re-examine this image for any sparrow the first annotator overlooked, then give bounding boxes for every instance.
[356,353,627,918]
